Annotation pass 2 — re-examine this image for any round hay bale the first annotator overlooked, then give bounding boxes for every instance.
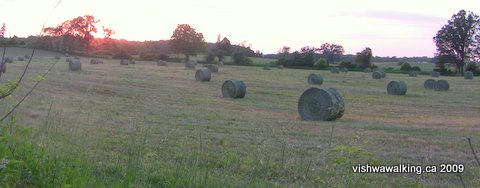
[195,68,211,81]
[55,55,61,60]
[17,57,24,61]
[263,66,271,70]
[307,73,323,85]
[157,60,168,66]
[4,57,13,63]
[69,60,82,71]
[434,80,449,91]
[120,59,129,65]
[408,71,418,77]
[387,80,407,95]
[424,79,436,89]
[297,87,344,121]
[1,62,6,73]
[341,67,348,72]
[185,61,196,69]
[206,64,219,72]
[372,71,385,79]
[129,59,136,64]
[222,80,246,98]
[90,59,103,64]
[364,68,372,73]
[330,67,340,74]
[464,71,473,80]
[431,71,440,77]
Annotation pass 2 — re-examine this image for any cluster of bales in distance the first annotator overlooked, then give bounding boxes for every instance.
[301,66,475,121]
[0,55,33,76]
[52,53,476,122]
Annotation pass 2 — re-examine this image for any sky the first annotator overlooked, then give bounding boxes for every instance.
[0,0,479,57]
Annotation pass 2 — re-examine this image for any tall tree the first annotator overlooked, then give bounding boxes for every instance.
[316,43,344,64]
[278,46,291,57]
[169,24,206,61]
[299,46,316,66]
[354,47,373,69]
[213,37,232,62]
[43,15,100,53]
[0,23,5,37]
[433,10,479,76]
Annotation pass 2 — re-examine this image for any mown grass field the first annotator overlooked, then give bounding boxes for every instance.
[375,61,436,72]
[1,47,480,187]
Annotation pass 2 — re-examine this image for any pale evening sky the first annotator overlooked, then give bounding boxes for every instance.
[0,0,479,57]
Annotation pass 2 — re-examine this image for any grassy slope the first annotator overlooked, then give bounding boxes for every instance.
[1,47,479,187]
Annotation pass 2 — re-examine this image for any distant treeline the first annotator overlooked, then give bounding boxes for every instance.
[7,36,260,59]
[263,53,433,63]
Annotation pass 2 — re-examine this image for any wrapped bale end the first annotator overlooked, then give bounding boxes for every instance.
[185,62,196,69]
[298,87,345,121]
[330,67,340,74]
[409,71,418,77]
[325,88,345,120]
[157,60,168,66]
[434,80,449,91]
[464,71,473,80]
[195,68,211,81]
[120,59,129,65]
[69,60,82,71]
[431,71,440,77]
[222,80,246,98]
[424,79,436,89]
[307,73,323,85]
[206,64,219,72]
[372,71,384,79]
[387,80,407,95]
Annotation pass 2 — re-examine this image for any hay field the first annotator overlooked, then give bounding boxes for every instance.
[1,47,480,187]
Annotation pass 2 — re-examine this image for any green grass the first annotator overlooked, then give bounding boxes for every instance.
[1,47,480,187]
[374,61,436,72]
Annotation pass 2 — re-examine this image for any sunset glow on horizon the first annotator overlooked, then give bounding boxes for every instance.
[0,0,479,57]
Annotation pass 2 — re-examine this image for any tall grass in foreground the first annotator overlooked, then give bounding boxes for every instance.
[0,111,429,187]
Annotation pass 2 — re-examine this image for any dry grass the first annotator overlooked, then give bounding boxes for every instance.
[1,47,480,187]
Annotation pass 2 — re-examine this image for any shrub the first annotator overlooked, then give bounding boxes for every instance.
[113,50,132,60]
[339,61,356,69]
[411,66,421,72]
[232,53,252,65]
[400,62,412,71]
[466,62,478,72]
[313,58,328,70]
[276,57,293,66]
[205,53,215,63]
[385,67,394,71]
